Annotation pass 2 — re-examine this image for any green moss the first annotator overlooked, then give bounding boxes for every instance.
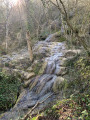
[59,36,66,42]
[32,53,47,75]
[4,63,9,67]
[33,54,45,60]
[54,31,66,42]
[31,117,37,120]
[65,54,80,68]
[39,62,47,75]
[32,63,42,75]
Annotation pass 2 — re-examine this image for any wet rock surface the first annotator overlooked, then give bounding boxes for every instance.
[0,34,80,120]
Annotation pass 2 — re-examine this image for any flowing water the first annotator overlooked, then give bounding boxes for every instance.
[0,36,66,120]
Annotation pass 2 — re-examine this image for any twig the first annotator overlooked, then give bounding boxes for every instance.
[49,0,64,14]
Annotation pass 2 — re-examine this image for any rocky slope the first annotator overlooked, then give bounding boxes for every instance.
[0,34,80,120]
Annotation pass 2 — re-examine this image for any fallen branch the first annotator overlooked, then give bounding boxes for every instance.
[21,93,54,120]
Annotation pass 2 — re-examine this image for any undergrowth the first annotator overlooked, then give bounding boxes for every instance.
[31,94,90,120]
[0,72,21,112]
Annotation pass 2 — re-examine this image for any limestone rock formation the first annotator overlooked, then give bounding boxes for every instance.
[0,33,81,120]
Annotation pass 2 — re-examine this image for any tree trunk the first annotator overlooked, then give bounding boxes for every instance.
[5,22,9,52]
[24,0,34,61]
[5,1,9,52]
[26,31,33,62]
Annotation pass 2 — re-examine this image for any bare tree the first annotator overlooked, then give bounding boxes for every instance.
[4,0,12,52]
[24,0,33,62]
[41,0,90,56]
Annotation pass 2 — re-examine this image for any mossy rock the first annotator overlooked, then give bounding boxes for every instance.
[53,77,65,93]
[39,61,47,75]
[32,60,46,75]
[29,76,40,91]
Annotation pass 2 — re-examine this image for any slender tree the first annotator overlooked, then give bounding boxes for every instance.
[24,0,33,62]
[5,0,11,52]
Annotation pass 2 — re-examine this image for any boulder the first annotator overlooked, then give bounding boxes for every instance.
[53,77,65,92]
[26,67,33,72]
[64,50,81,58]
[12,69,35,80]
[55,66,67,76]
[23,72,35,80]
[39,61,48,74]
[24,79,32,88]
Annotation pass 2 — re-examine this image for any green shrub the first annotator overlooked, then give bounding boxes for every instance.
[65,54,90,92]
[0,72,20,111]
[71,94,90,119]
[75,57,90,81]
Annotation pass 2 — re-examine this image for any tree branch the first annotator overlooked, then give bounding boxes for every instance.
[49,0,64,14]
[58,0,89,54]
